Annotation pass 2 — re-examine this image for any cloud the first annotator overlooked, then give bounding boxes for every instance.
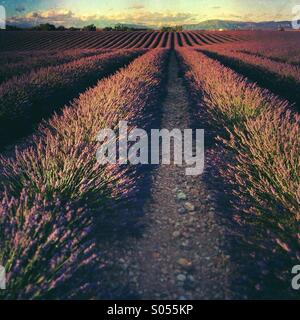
[122,11,196,25]
[7,8,199,28]
[211,6,221,10]
[8,9,81,27]
[228,14,243,19]
[128,4,145,10]
[8,6,288,28]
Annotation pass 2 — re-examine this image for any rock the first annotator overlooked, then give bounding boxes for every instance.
[153,252,160,259]
[184,202,195,211]
[182,232,190,238]
[161,268,168,275]
[172,231,181,238]
[177,258,193,269]
[188,217,195,224]
[177,191,187,200]
[177,274,186,282]
[190,189,199,196]
[208,212,215,219]
[178,208,187,215]
[181,240,191,249]
[187,275,195,282]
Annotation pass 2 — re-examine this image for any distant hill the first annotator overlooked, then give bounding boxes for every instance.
[183,19,292,30]
[119,24,149,30]
[5,19,294,31]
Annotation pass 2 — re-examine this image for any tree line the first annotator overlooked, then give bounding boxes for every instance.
[5,23,185,32]
[5,23,148,32]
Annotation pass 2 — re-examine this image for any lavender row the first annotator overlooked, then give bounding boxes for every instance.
[200,47,300,112]
[0,49,143,147]
[0,49,169,299]
[0,48,112,84]
[178,48,300,298]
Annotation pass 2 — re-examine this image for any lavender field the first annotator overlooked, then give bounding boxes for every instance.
[0,28,299,300]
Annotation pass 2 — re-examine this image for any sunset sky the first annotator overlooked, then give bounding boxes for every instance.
[1,0,298,27]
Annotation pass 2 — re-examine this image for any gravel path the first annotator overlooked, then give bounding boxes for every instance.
[99,52,236,300]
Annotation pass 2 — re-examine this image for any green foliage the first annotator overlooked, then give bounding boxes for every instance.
[160,25,183,32]
[32,23,56,31]
[82,24,97,31]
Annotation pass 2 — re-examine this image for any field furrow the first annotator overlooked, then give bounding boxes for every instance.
[0,48,170,300]
[0,49,144,148]
[200,48,300,112]
[0,31,242,51]
[0,48,110,84]
[178,48,300,299]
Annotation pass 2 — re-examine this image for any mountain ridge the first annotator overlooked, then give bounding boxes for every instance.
[5,19,295,31]
[182,19,293,30]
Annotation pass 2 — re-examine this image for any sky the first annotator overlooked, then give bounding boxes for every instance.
[0,0,299,27]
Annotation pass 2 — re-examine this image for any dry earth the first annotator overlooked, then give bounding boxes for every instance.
[98,52,241,300]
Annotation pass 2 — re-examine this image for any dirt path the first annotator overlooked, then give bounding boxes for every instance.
[100,52,235,300]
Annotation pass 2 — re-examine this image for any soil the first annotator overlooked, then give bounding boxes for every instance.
[98,52,239,300]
